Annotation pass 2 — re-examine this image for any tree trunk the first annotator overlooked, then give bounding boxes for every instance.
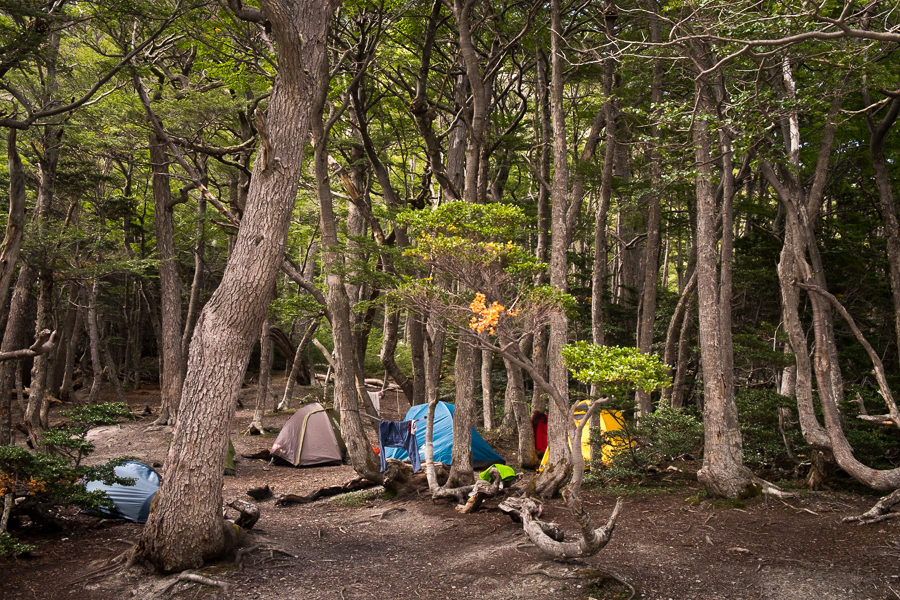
[133,0,341,572]
[481,349,493,430]
[504,357,538,468]
[86,280,105,405]
[0,267,35,445]
[150,130,184,426]
[277,319,318,411]
[0,129,27,318]
[246,318,273,435]
[380,308,414,402]
[446,339,475,487]
[25,271,53,445]
[692,66,751,498]
[535,0,573,499]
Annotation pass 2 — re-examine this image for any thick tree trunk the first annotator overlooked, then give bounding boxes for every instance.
[0,264,35,446]
[133,0,341,572]
[446,339,475,487]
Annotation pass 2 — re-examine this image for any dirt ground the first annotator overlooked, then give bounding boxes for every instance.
[1,381,899,600]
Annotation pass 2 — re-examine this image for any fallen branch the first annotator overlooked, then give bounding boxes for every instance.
[457,466,506,514]
[843,489,900,525]
[275,477,378,506]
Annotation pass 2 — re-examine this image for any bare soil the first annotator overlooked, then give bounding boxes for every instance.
[2,382,899,600]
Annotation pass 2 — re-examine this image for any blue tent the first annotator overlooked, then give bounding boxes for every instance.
[384,401,505,468]
[85,460,160,523]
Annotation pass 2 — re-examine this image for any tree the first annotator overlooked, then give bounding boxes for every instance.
[132,0,341,572]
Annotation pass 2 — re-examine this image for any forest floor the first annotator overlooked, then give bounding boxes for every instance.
[1,380,899,600]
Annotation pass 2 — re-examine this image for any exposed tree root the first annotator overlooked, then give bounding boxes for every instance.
[158,571,230,596]
[843,489,900,525]
[499,495,622,559]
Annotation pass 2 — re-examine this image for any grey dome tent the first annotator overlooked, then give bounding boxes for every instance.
[84,460,160,523]
[270,402,346,466]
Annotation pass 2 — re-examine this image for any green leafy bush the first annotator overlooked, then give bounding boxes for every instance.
[0,402,136,557]
[586,407,703,486]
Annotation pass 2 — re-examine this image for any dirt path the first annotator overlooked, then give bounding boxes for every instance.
[1,385,898,600]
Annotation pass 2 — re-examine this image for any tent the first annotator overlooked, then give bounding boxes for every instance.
[84,460,160,523]
[538,405,626,471]
[383,401,505,469]
[270,402,346,466]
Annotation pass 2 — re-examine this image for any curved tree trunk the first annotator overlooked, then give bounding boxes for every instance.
[133,0,340,572]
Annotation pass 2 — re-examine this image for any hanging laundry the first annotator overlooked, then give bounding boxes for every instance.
[378,419,421,473]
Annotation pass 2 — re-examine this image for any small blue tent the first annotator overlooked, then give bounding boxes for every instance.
[85,460,160,523]
[384,401,505,468]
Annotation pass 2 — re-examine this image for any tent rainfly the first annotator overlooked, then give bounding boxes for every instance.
[384,401,506,469]
[270,402,346,467]
[84,460,161,523]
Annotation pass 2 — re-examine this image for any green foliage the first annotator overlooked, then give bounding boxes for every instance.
[0,531,36,557]
[735,388,806,471]
[586,407,703,487]
[562,342,671,401]
[0,403,137,553]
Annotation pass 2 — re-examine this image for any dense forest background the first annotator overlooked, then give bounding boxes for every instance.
[1,0,899,571]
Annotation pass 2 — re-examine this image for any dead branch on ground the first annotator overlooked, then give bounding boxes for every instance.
[843,489,900,525]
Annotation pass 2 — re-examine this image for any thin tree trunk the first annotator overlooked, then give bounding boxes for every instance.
[0,129,27,318]
[246,318,273,434]
[504,357,538,468]
[25,271,53,445]
[277,319,318,411]
[481,348,493,430]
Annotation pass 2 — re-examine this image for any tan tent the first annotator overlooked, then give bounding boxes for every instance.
[270,402,346,466]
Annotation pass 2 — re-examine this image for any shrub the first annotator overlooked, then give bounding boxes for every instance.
[0,402,136,557]
[586,407,703,486]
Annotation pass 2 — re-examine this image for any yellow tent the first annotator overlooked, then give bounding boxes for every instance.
[538,405,626,471]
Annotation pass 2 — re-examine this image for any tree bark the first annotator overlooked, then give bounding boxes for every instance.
[481,349,494,430]
[446,339,475,487]
[0,129,26,318]
[150,130,184,426]
[692,65,751,498]
[535,0,573,498]
[133,0,341,572]
[246,318,273,435]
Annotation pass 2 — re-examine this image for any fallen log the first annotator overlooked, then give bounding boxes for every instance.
[275,477,378,506]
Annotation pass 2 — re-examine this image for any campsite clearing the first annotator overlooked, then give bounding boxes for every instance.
[1,382,898,600]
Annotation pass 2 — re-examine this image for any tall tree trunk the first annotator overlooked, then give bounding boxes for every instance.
[863,80,900,370]
[86,280,105,405]
[535,0,573,498]
[0,129,27,318]
[481,349,493,430]
[133,0,341,572]
[635,7,662,415]
[150,131,184,426]
[692,69,751,498]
